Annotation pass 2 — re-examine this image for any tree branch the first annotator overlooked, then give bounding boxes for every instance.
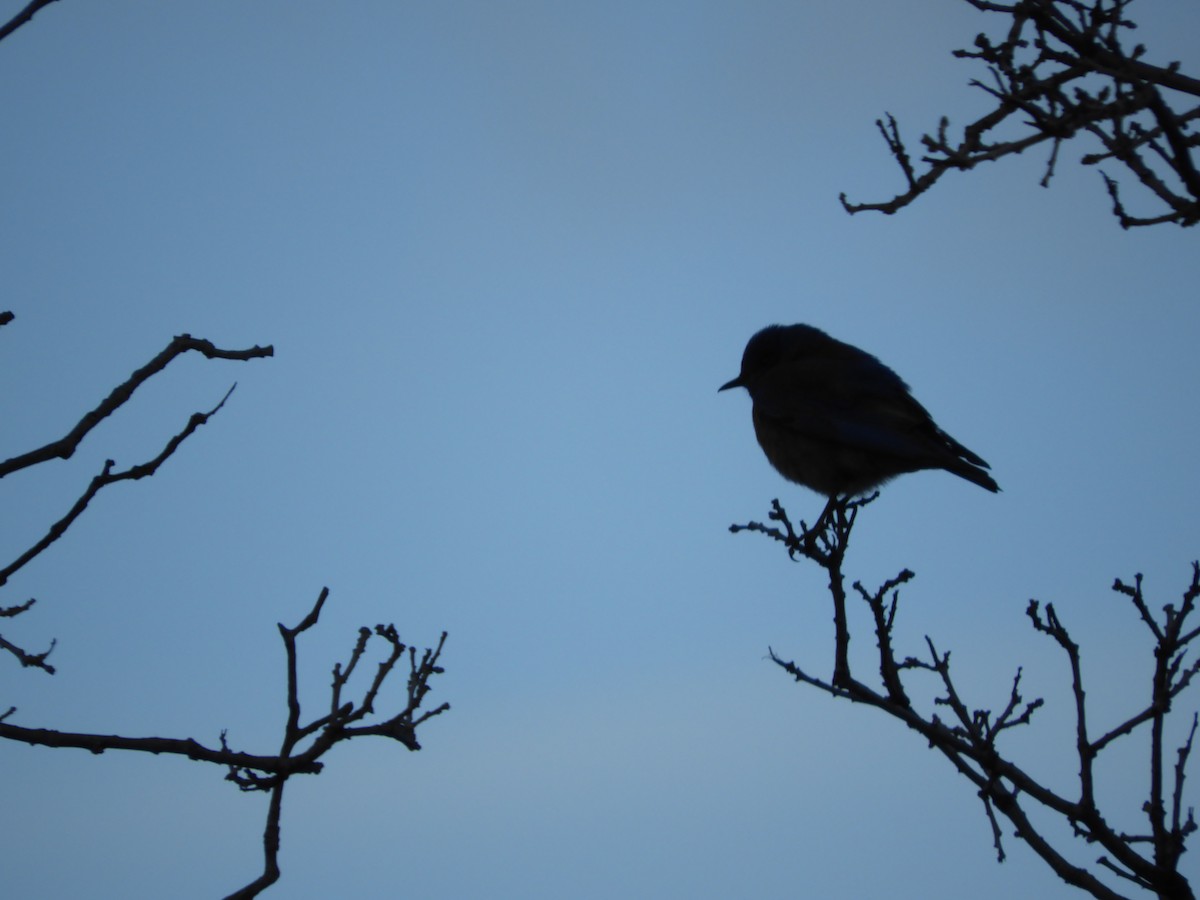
[0,383,241,589]
[0,630,55,673]
[841,0,1200,227]
[0,0,60,44]
[0,333,274,480]
[0,721,325,775]
[0,585,450,899]
[736,493,1198,899]
[222,589,450,898]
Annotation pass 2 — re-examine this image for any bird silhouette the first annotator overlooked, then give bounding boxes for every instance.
[720,324,999,499]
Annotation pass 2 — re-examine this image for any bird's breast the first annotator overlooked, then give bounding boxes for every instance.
[751,407,907,497]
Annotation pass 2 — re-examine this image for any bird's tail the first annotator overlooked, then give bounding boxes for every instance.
[939,430,1000,493]
[948,459,1001,493]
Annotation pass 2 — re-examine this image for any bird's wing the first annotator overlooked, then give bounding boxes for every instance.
[754,352,972,467]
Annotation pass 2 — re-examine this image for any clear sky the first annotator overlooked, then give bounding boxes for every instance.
[2,2,1198,898]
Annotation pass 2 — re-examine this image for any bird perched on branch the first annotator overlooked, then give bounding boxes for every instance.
[719,324,999,500]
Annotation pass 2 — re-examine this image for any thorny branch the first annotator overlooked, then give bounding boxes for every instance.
[840,0,1200,228]
[732,497,1198,900]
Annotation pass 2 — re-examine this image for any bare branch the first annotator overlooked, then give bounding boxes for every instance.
[1113,573,1163,640]
[0,584,449,898]
[0,0,60,44]
[0,333,273,480]
[0,597,36,618]
[0,321,448,895]
[988,668,1044,740]
[0,384,241,589]
[980,790,1007,862]
[1027,601,1097,807]
[842,0,1200,227]
[853,568,914,704]
[0,720,323,775]
[1173,714,1199,846]
[0,630,55,673]
[223,589,449,897]
[737,492,1199,899]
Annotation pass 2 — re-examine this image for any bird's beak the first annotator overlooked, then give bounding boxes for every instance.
[718,375,743,392]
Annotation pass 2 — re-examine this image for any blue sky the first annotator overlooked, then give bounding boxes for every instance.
[2,2,1198,897]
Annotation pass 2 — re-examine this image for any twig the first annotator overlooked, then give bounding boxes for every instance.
[0,333,273,479]
[841,0,1200,227]
[0,585,450,898]
[223,589,450,897]
[737,489,1199,898]
[0,384,241,589]
[0,0,60,44]
[0,632,55,673]
[0,720,322,774]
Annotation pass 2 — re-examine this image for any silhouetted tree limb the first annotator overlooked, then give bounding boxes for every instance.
[0,717,323,774]
[0,636,54,673]
[733,498,1197,899]
[0,323,273,674]
[2,321,451,896]
[0,382,238,590]
[223,590,449,899]
[0,0,60,44]
[1,5,453,891]
[0,332,274,480]
[0,587,450,899]
[840,0,1200,228]
[0,598,55,673]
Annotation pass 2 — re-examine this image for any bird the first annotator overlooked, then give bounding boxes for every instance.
[719,324,999,499]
